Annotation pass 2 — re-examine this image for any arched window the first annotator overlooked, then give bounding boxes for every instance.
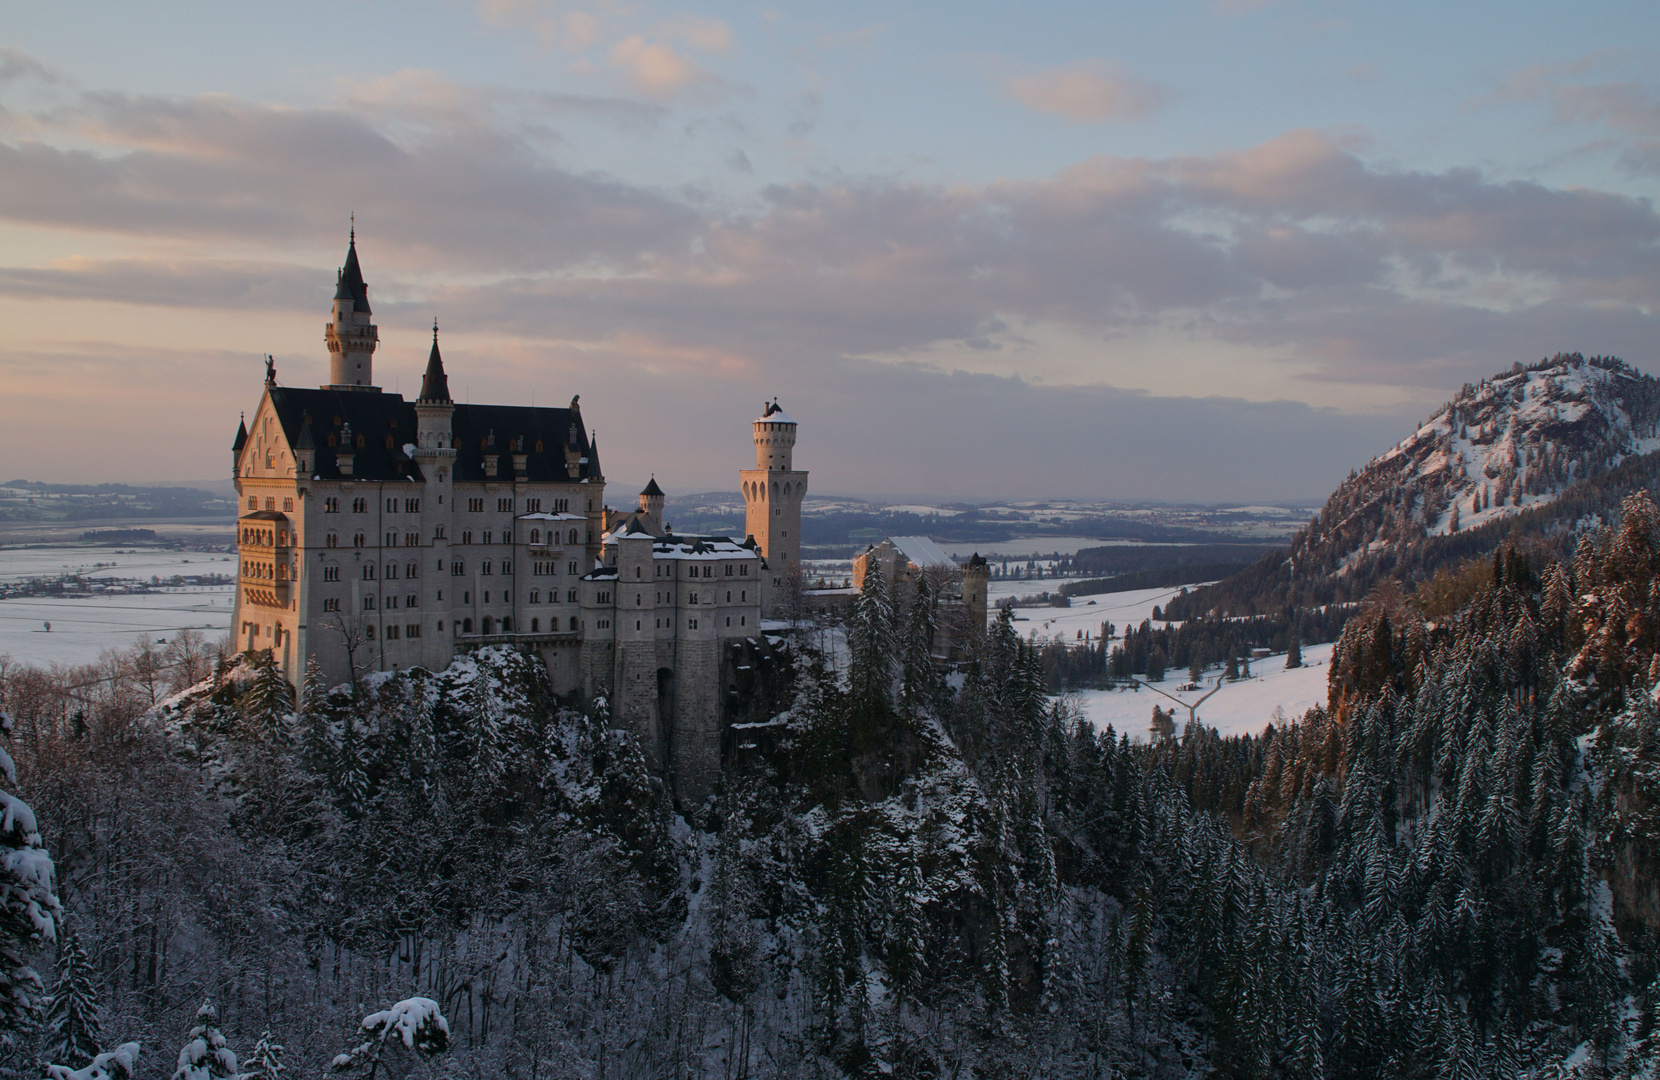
[531,618,540,632]
[502,617,512,632]
[463,618,473,633]
[568,529,578,545]
[530,529,541,545]
[569,616,579,631]
[353,532,365,548]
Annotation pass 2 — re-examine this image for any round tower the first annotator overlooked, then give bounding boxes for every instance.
[962,552,990,636]
[324,228,380,390]
[739,400,808,602]
[640,476,665,519]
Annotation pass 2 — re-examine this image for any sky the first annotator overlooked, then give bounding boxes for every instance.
[2,1,1657,502]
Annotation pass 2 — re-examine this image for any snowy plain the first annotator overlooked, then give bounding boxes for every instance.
[0,545,236,666]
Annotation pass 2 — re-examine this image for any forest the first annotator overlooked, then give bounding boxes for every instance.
[3,496,1660,1076]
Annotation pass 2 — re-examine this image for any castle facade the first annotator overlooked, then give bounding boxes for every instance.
[232,235,802,802]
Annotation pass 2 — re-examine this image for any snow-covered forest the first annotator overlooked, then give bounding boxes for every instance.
[5,504,1660,1077]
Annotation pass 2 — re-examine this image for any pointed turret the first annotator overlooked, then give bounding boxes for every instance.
[418,322,451,404]
[324,226,380,390]
[639,475,665,519]
[233,413,248,455]
[588,432,602,480]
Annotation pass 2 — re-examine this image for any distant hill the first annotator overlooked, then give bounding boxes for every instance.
[0,480,236,524]
[1166,353,1660,621]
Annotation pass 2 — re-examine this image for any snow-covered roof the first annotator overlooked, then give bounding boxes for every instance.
[885,535,956,570]
[518,512,588,521]
[756,405,796,424]
[601,532,761,561]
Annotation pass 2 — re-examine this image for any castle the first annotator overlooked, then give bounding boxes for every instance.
[232,234,801,802]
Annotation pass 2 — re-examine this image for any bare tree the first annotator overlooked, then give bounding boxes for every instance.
[324,613,374,697]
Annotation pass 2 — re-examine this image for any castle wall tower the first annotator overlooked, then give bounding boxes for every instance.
[324,230,380,390]
[739,400,807,600]
[963,552,990,637]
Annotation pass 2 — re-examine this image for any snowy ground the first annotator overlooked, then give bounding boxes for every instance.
[1068,642,1333,743]
[0,545,236,666]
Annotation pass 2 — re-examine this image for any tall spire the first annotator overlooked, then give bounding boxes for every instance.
[324,223,379,389]
[418,320,451,404]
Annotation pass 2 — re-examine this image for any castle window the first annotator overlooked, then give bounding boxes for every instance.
[386,563,398,579]
[483,530,493,545]
[703,566,712,578]
[726,565,733,576]
[463,619,473,633]
[726,591,731,602]
[568,561,577,575]
[405,532,419,547]
[353,497,368,513]
[406,561,418,578]
[484,591,490,603]
[407,624,421,638]
[407,593,418,607]
[568,530,578,545]
[635,567,642,579]
[502,559,511,574]
[462,530,473,545]
[323,566,340,582]
[363,595,376,610]
[482,560,493,575]
[598,591,611,604]
[324,497,339,513]
[741,566,748,576]
[387,596,398,610]
[726,617,730,627]
[741,616,745,626]
[502,617,512,631]
[386,498,398,512]
[265,497,276,511]
[439,621,444,632]
[688,618,698,630]
[353,532,366,548]
[555,498,569,512]
[248,497,257,510]
[386,625,399,640]
[526,499,541,513]
[283,498,294,512]
[636,620,641,631]
[688,592,698,605]
[531,618,540,631]
[783,530,788,538]
[386,532,398,546]
[530,590,540,604]
[323,598,340,612]
[435,525,445,539]
[405,498,420,513]
[468,498,484,512]
[363,565,376,580]
[530,529,541,545]
[498,497,513,512]
[741,590,745,601]
[365,625,375,640]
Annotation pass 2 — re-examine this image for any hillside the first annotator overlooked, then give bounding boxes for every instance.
[1167,353,1660,621]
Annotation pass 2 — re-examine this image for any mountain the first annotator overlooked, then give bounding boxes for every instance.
[1166,353,1660,622]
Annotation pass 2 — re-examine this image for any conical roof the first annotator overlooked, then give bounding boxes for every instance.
[232,414,248,454]
[641,476,664,497]
[336,235,371,314]
[418,326,451,404]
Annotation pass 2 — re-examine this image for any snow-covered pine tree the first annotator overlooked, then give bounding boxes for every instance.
[847,557,896,730]
[898,576,937,720]
[239,650,292,742]
[0,706,61,1064]
[44,1042,139,1080]
[330,997,449,1076]
[240,1030,284,1080]
[298,657,331,775]
[171,1000,236,1080]
[42,921,101,1070]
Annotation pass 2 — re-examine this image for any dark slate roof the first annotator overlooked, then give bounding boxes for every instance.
[265,388,600,484]
[418,334,451,404]
[334,239,371,315]
[641,476,664,497]
[233,415,248,454]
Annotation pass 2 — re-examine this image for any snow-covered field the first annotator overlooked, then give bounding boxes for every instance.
[1069,642,1333,743]
[0,546,235,666]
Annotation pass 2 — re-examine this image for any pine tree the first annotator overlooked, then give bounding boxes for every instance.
[1147,646,1166,682]
[42,922,101,1070]
[0,707,61,1060]
[239,650,293,742]
[299,657,331,775]
[1286,635,1302,669]
[898,576,937,720]
[171,1000,237,1080]
[240,1030,285,1080]
[848,558,897,730]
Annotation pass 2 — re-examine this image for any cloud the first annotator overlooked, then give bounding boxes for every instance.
[1484,57,1660,175]
[476,0,601,51]
[3,75,1658,496]
[1003,61,1169,123]
[608,36,723,100]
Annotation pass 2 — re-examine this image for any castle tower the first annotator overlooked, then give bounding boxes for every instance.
[640,476,665,519]
[323,229,380,390]
[963,552,990,636]
[740,400,807,597]
[414,322,454,450]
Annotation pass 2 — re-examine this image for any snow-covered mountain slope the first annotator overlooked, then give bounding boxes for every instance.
[1166,353,1660,620]
[1379,354,1660,540]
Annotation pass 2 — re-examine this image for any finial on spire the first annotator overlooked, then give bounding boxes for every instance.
[350,211,355,244]
[433,318,439,341]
